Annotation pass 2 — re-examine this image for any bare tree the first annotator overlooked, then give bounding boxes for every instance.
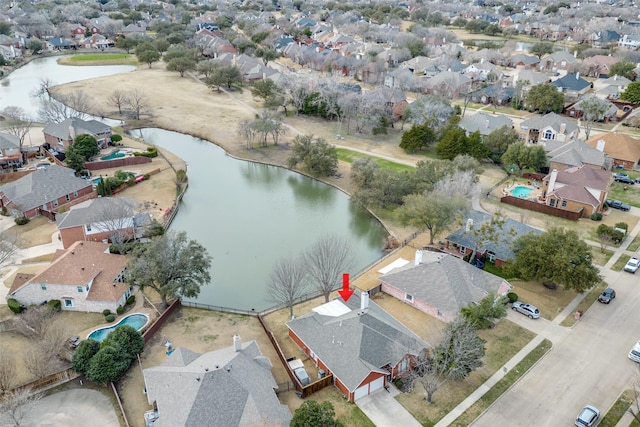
[107,90,128,115]
[12,305,57,340]
[1,107,33,164]
[0,388,42,426]
[0,230,20,268]
[237,119,256,149]
[90,197,136,254]
[266,255,309,319]
[37,90,93,123]
[126,89,149,120]
[578,96,611,140]
[30,78,55,100]
[0,347,17,393]
[304,235,356,303]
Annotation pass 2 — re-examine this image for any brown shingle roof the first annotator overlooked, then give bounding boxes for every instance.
[8,273,36,294]
[586,132,640,163]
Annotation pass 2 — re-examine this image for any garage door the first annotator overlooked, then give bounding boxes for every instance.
[369,377,384,393]
[354,385,369,401]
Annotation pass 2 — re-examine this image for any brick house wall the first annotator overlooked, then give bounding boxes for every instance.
[10,282,127,313]
[546,196,595,217]
[43,133,71,151]
[60,226,87,249]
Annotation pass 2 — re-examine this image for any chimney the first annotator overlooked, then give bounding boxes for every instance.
[360,291,369,310]
[548,169,558,192]
[465,218,473,232]
[559,122,566,134]
[576,72,580,80]
[233,334,241,352]
[69,125,75,140]
[485,119,490,129]
[574,50,577,58]
[596,139,606,152]
[414,249,423,266]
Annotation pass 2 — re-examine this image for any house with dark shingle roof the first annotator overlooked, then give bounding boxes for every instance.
[586,132,640,169]
[542,165,611,217]
[0,165,94,219]
[46,37,75,51]
[549,72,592,98]
[444,210,541,267]
[287,293,427,402]
[508,53,540,69]
[519,112,579,144]
[379,252,512,323]
[543,138,610,171]
[459,112,513,137]
[7,241,131,313]
[43,117,112,153]
[142,338,291,427]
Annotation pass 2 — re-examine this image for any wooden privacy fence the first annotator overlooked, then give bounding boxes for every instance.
[500,196,583,221]
[142,299,181,344]
[257,314,304,392]
[301,374,334,398]
[84,156,151,171]
[10,368,78,395]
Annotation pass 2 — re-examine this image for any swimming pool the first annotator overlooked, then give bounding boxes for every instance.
[100,150,126,161]
[87,313,150,342]
[510,185,533,198]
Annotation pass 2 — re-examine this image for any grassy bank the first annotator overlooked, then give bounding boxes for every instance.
[58,53,139,66]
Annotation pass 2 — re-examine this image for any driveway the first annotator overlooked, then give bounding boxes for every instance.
[356,386,422,427]
[471,269,640,426]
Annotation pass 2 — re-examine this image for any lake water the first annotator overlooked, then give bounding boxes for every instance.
[135,128,388,310]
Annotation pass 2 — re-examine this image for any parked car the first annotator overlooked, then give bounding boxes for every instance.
[625,257,640,273]
[615,175,635,185]
[629,341,640,363]
[598,288,616,304]
[606,199,631,211]
[511,301,540,319]
[575,405,600,427]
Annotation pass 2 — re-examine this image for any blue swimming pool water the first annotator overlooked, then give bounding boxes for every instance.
[510,185,533,198]
[87,313,149,342]
[100,151,126,161]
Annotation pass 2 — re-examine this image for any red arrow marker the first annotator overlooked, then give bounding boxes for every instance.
[338,273,354,302]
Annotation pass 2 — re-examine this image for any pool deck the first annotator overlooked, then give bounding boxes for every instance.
[501,182,542,200]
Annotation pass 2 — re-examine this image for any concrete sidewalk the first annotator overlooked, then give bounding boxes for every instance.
[357,384,422,427]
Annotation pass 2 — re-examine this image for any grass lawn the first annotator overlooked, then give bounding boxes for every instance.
[8,216,57,248]
[58,54,138,66]
[607,181,640,208]
[591,248,614,266]
[335,148,415,172]
[509,280,578,320]
[450,339,551,426]
[396,321,536,426]
[559,281,607,327]
[612,254,631,271]
[600,389,635,427]
[628,235,640,252]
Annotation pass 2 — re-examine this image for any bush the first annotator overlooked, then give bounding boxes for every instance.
[47,299,61,311]
[116,305,124,315]
[597,224,625,244]
[143,174,150,180]
[111,134,122,143]
[15,216,29,225]
[0,207,7,216]
[7,298,22,313]
[126,295,135,305]
[102,309,111,316]
[105,314,116,322]
[507,292,518,303]
[590,212,603,221]
[133,147,157,158]
[615,222,629,231]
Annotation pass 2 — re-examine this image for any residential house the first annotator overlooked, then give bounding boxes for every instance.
[444,210,540,267]
[7,241,131,313]
[564,97,618,122]
[542,166,611,216]
[543,138,609,171]
[470,84,515,106]
[507,53,540,69]
[458,112,513,137]
[287,293,427,402]
[378,251,512,323]
[121,23,146,38]
[424,70,471,98]
[590,30,621,48]
[582,55,619,78]
[46,37,75,51]
[596,75,631,99]
[618,34,640,50]
[464,61,504,82]
[79,34,112,50]
[510,69,549,88]
[0,165,95,219]
[539,51,579,73]
[71,25,87,39]
[142,337,291,427]
[519,112,579,144]
[549,73,592,98]
[0,133,22,168]
[586,132,640,169]
[43,117,112,153]
[56,197,150,249]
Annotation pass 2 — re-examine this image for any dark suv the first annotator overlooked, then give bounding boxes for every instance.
[615,175,635,185]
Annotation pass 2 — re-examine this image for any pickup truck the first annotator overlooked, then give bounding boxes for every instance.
[606,199,631,211]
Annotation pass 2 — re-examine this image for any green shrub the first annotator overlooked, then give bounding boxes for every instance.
[143,174,150,180]
[176,169,188,184]
[133,147,158,158]
[116,305,124,315]
[109,245,121,254]
[615,222,629,231]
[105,314,116,322]
[126,295,135,305]
[507,292,518,303]
[590,212,602,221]
[7,298,22,313]
[0,207,7,216]
[47,299,61,311]
[102,309,111,316]
[111,134,122,143]
[15,216,29,225]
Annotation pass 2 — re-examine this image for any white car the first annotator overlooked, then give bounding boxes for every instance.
[575,405,600,427]
[629,341,640,363]
[511,301,541,319]
[625,257,640,273]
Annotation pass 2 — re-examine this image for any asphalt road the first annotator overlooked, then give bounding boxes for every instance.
[472,268,640,427]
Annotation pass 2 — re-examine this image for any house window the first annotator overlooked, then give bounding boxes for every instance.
[399,358,408,374]
[460,246,466,254]
[41,284,46,290]
[64,299,73,307]
[487,251,496,263]
[86,224,92,232]
[77,286,83,293]
[66,195,70,202]
[550,199,556,207]
[404,293,414,303]
[73,191,78,197]
[543,130,554,140]
[53,200,58,207]
[561,201,567,207]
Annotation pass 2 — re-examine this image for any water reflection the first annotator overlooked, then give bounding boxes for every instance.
[286,175,336,206]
